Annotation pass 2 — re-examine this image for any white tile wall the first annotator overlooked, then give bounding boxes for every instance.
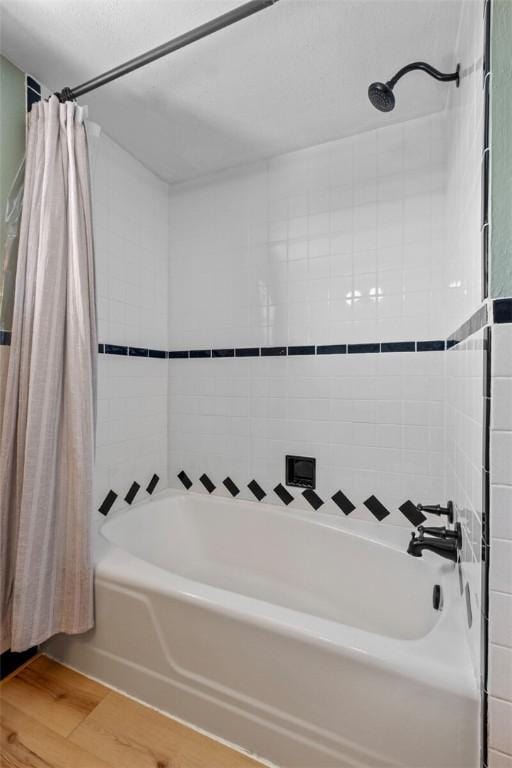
[489,323,512,763]
[444,0,485,334]
[168,349,445,528]
[92,133,169,515]
[446,332,485,679]
[168,112,449,350]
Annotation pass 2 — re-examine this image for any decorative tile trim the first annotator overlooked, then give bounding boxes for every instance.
[248,479,266,501]
[236,347,259,357]
[169,350,189,359]
[273,483,294,505]
[399,500,427,527]
[317,344,346,355]
[190,350,211,359]
[302,489,324,510]
[288,345,315,355]
[212,348,234,358]
[416,340,445,352]
[199,473,215,493]
[174,470,433,527]
[381,341,415,353]
[146,473,159,494]
[98,490,117,516]
[223,477,240,497]
[363,495,390,521]
[177,470,192,489]
[493,297,512,324]
[124,481,140,505]
[348,343,380,354]
[261,346,287,357]
[447,305,488,348]
[0,330,11,346]
[331,489,356,515]
[129,346,148,357]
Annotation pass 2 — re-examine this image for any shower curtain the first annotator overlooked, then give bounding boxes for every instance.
[0,95,97,652]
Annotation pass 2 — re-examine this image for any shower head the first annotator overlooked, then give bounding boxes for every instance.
[368,81,395,112]
[368,61,460,113]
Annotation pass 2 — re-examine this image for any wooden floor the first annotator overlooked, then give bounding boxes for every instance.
[0,655,265,768]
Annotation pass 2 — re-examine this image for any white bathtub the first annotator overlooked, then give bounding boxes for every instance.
[46,489,478,767]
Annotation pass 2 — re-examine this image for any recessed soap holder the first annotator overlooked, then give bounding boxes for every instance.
[286,455,316,489]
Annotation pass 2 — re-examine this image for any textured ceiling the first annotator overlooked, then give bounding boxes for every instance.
[0,0,462,183]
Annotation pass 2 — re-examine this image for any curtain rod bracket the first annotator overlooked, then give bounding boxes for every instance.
[57,87,75,103]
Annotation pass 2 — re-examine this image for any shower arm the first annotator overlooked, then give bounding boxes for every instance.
[387,61,460,89]
[56,0,280,102]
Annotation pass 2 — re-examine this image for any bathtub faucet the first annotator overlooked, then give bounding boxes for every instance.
[407,524,461,563]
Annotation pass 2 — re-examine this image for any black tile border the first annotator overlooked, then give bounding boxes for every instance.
[96,299,512,364]
[364,494,390,521]
[302,488,324,510]
[399,499,427,527]
[0,330,11,346]
[493,298,512,324]
[248,479,266,501]
[331,489,356,515]
[199,473,216,493]
[177,470,192,489]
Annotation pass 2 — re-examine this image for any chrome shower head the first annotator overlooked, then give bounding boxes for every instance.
[368,61,460,113]
[368,81,395,112]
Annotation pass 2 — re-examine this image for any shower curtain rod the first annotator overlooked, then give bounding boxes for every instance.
[57,0,280,102]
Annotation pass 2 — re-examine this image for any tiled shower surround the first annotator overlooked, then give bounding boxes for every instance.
[166,112,449,528]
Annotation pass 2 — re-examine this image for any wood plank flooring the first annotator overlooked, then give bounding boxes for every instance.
[0,655,265,768]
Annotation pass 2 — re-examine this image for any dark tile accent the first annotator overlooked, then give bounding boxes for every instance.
[124,481,140,505]
[302,489,324,510]
[169,350,189,359]
[149,349,167,358]
[287,345,315,355]
[482,223,489,302]
[190,350,211,358]
[316,344,347,355]
[482,149,489,227]
[364,494,390,521]
[248,479,266,501]
[348,343,380,354]
[212,348,235,358]
[26,76,41,93]
[98,343,105,353]
[465,582,473,628]
[416,340,445,352]
[235,347,260,357]
[105,344,128,355]
[0,647,38,681]
[98,490,117,516]
[332,489,356,515]
[261,346,287,356]
[223,477,240,497]
[146,473,159,494]
[177,470,192,489]
[273,483,294,505]
[448,304,488,348]
[129,346,148,357]
[493,298,512,324]
[458,563,464,596]
[399,500,427,527]
[381,341,415,353]
[199,473,215,493]
[0,330,11,346]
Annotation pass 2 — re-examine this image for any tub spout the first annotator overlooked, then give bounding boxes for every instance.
[407,531,458,563]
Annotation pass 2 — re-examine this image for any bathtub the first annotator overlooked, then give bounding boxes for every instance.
[46,489,478,767]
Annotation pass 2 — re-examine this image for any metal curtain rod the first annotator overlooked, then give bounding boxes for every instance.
[57,0,280,102]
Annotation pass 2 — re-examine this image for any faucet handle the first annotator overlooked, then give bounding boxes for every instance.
[418,522,462,549]
[416,500,454,524]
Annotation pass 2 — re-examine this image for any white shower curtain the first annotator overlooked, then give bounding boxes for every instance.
[0,95,97,652]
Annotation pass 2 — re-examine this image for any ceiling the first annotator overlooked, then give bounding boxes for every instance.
[0,0,462,184]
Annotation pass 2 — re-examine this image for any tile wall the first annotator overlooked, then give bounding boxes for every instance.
[488,321,512,766]
[93,134,169,517]
[167,112,449,528]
